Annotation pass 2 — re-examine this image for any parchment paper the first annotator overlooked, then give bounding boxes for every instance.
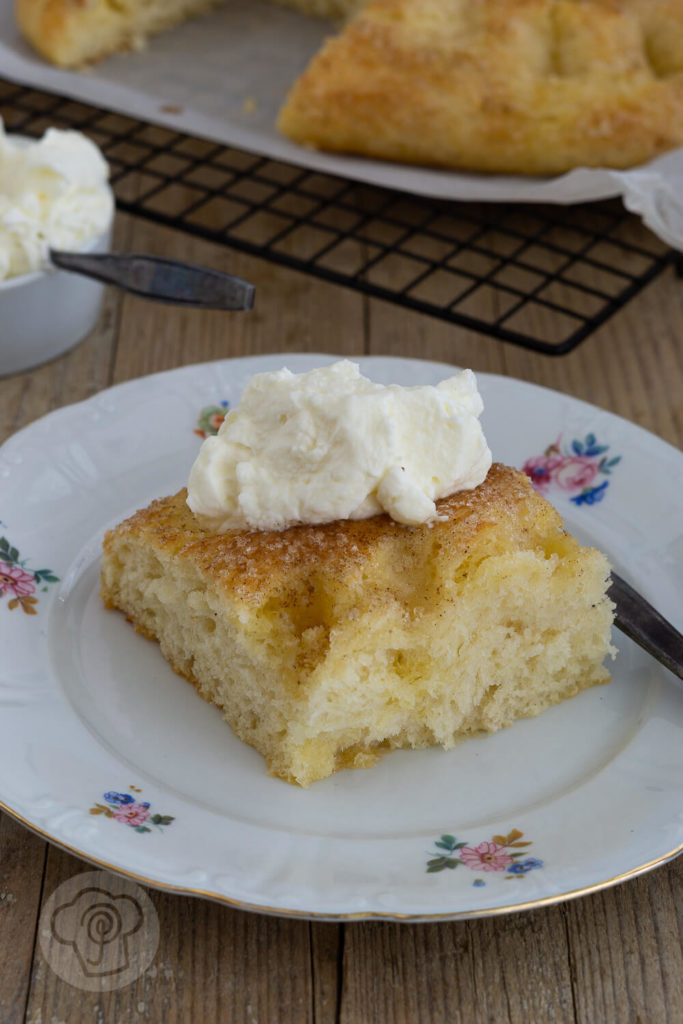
[2,0,682,239]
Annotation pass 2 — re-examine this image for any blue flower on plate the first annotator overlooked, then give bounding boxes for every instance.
[508,857,544,874]
[570,480,609,506]
[103,791,134,805]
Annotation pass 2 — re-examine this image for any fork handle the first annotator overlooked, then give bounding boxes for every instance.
[610,572,683,681]
[49,250,255,311]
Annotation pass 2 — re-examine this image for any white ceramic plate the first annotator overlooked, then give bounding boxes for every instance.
[1,354,681,920]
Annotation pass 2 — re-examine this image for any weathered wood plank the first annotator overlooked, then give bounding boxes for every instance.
[566,857,683,1024]
[110,217,366,385]
[310,923,342,1024]
[501,267,683,447]
[340,905,576,1024]
[0,814,47,1024]
[25,847,316,1024]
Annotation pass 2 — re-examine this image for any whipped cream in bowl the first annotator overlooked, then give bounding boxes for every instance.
[187,360,492,532]
[0,119,115,375]
[0,119,114,281]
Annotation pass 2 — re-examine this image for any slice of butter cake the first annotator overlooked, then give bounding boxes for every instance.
[101,463,614,786]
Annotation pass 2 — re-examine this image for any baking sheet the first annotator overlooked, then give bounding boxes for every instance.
[1,0,682,210]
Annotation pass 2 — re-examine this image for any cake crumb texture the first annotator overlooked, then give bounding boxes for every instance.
[101,463,615,786]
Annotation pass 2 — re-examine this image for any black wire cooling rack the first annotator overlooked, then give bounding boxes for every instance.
[1,78,677,355]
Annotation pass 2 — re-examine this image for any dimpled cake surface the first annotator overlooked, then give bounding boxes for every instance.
[101,463,615,786]
[16,0,683,174]
[278,0,683,175]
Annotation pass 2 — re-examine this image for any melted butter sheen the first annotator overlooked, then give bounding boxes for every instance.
[187,360,492,531]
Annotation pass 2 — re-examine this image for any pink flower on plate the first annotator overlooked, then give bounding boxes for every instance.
[460,841,513,872]
[0,562,35,598]
[552,455,600,493]
[522,453,564,489]
[112,802,151,827]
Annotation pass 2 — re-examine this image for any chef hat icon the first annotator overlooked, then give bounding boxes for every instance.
[40,871,159,991]
[51,885,144,979]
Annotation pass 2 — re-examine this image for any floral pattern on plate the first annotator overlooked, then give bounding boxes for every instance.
[523,433,621,506]
[89,787,175,834]
[0,536,59,615]
[427,829,543,885]
[1,355,680,920]
[194,401,229,438]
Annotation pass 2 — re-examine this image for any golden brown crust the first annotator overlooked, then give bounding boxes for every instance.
[102,463,561,604]
[278,0,683,175]
[100,461,614,785]
[14,0,360,67]
[15,0,224,67]
[15,0,67,64]
[18,0,683,172]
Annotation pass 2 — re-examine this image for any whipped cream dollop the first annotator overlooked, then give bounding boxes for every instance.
[187,360,492,531]
[0,119,114,281]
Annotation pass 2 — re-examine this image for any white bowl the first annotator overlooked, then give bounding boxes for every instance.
[0,222,114,377]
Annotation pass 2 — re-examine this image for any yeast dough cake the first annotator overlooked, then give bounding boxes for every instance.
[16,0,683,174]
[101,464,615,787]
[15,0,364,68]
[279,0,683,175]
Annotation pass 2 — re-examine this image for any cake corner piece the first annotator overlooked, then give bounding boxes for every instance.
[100,463,615,787]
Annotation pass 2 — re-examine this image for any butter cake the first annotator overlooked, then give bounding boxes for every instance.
[15,0,363,68]
[16,0,683,175]
[101,464,615,786]
[279,0,683,175]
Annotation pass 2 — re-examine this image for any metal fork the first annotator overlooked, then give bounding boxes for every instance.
[610,572,683,681]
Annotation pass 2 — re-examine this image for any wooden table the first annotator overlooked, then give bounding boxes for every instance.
[0,207,681,1024]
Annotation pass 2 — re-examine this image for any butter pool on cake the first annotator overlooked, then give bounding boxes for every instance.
[101,362,614,787]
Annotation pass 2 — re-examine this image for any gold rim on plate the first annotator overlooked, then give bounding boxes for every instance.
[1,798,680,922]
